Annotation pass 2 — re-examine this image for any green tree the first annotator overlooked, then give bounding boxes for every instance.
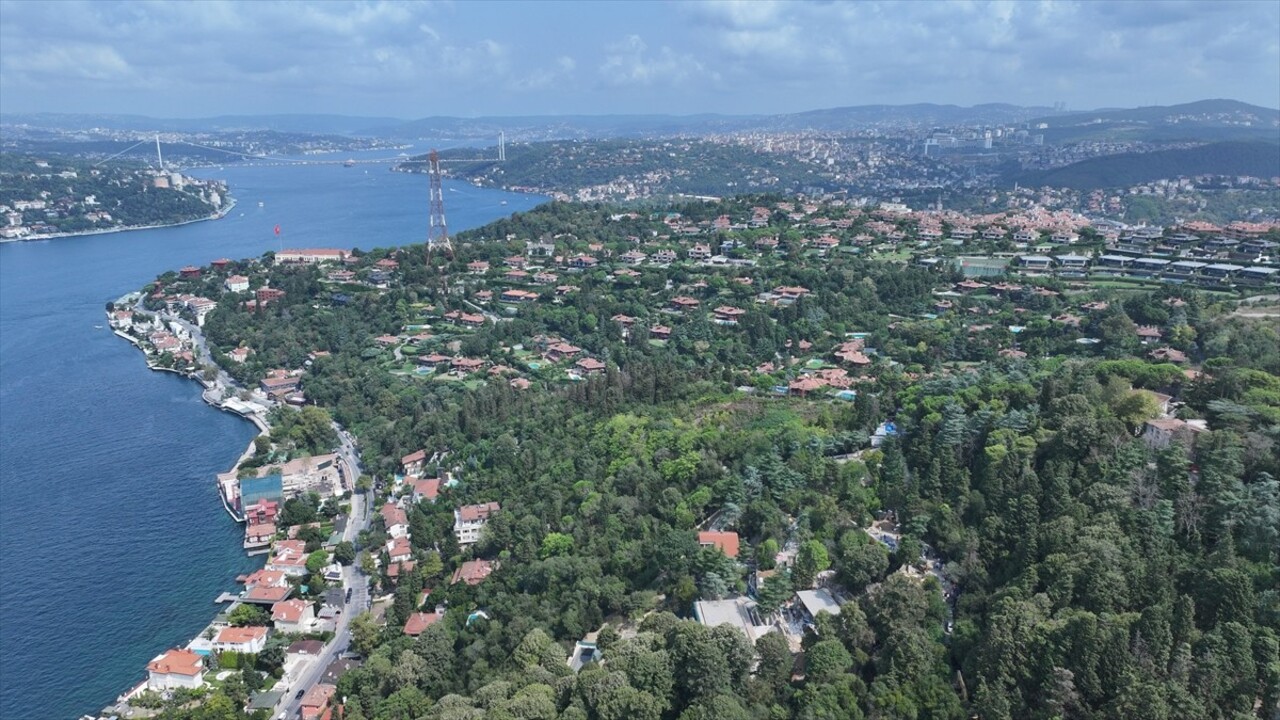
[350,612,381,657]
[227,603,269,627]
[305,549,329,574]
[793,540,831,589]
[334,540,356,565]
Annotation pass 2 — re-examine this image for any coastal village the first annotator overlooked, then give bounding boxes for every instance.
[0,154,229,240]
[93,191,1279,719]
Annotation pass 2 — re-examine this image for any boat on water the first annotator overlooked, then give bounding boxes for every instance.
[258,201,264,207]
[344,159,356,167]
[500,200,508,205]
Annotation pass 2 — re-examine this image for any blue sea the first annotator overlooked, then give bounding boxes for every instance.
[0,149,544,719]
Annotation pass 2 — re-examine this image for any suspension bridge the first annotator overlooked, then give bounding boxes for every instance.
[94,133,506,169]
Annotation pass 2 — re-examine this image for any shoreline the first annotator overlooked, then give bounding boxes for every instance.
[102,296,273,715]
[2,198,237,244]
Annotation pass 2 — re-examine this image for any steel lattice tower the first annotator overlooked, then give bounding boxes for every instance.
[426,150,451,260]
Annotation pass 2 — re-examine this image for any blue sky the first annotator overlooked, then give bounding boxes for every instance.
[1,0,1277,118]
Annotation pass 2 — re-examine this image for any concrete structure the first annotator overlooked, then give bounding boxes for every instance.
[693,596,772,641]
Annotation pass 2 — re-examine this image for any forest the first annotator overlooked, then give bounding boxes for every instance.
[145,198,1278,720]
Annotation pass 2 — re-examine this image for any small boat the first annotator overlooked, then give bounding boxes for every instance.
[344,159,356,167]
[258,201,264,208]
[93,325,103,329]
[500,200,508,205]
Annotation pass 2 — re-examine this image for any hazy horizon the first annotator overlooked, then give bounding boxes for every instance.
[1,0,1277,119]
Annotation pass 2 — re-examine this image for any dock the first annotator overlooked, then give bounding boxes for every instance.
[214,592,240,604]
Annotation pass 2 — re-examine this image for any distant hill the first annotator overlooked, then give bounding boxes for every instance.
[6,100,1276,144]
[767,103,1056,130]
[1027,100,1280,144]
[1015,140,1280,190]
[373,104,1060,140]
[0,112,405,135]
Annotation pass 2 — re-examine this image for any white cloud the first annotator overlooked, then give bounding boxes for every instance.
[598,35,715,87]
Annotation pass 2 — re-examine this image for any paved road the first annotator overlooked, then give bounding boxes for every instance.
[274,428,372,719]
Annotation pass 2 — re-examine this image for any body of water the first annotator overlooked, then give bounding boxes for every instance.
[0,151,544,718]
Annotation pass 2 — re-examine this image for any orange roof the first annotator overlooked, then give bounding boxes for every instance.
[272,599,309,622]
[403,612,442,636]
[458,502,500,522]
[147,649,203,677]
[301,682,336,708]
[216,625,268,644]
[451,559,495,585]
[698,531,740,558]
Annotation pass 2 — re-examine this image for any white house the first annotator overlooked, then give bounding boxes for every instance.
[213,625,269,654]
[146,649,205,691]
[271,599,316,634]
[225,275,250,293]
[454,502,500,546]
[265,539,309,577]
[386,535,413,563]
[380,502,410,538]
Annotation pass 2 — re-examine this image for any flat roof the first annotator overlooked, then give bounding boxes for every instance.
[694,597,769,640]
[796,589,842,618]
[1240,266,1278,275]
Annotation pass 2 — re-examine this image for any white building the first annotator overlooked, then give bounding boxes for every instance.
[454,502,500,545]
[213,625,269,654]
[146,649,206,691]
[271,599,316,634]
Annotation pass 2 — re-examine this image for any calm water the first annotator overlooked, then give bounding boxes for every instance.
[0,151,544,718]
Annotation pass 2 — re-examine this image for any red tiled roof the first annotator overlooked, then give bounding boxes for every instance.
[403,612,442,636]
[272,599,309,622]
[216,625,268,644]
[698,531,740,558]
[451,559,495,585]
[148,649,203,677]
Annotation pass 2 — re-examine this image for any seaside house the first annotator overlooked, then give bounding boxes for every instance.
[271,599,315,634]
[266,539,309,577]
[241,568,293,604]
[263,453,342,498]
[213,625,269,654]
[146,649,205,691]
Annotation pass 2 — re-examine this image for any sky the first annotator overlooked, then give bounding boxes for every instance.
[1,0,1277,119]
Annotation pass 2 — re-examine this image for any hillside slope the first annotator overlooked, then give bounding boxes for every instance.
[1017,140,1280,189]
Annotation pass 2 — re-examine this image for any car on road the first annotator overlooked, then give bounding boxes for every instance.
[295,689,305,699]
[345,588,353,602]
